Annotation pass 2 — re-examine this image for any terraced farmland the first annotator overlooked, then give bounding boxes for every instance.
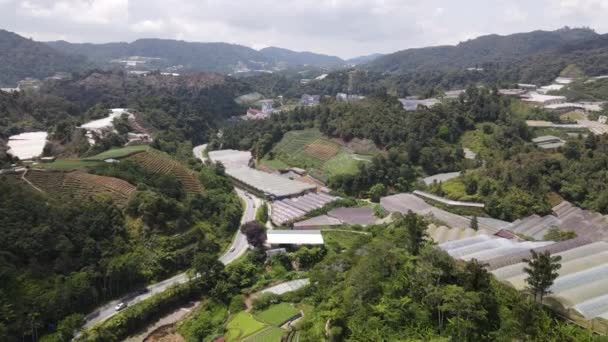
[126,151,203,194]
[15,169,136,208]
[265,128,363,179]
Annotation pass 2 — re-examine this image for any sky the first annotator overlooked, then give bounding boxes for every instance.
[1,0,607,58]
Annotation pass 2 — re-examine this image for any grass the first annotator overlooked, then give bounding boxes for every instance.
[440,177,482,202]
[244,327,286,342]
[270,128,363,178]
[225,311,268,342]
[323,230,371,251]
[323,152,360,177]
[85,145,150,160]
[35,159,102,170]
[255,303,300,326]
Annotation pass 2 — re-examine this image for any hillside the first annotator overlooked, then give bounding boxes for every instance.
[47,39,346,73]
[0,30,88,86]
[366,27,601,74]
[259,46,344,67]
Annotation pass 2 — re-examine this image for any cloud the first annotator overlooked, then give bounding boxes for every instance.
[0,0,606,57]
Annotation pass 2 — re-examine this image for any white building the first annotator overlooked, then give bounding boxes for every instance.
[521,93,567,106]
[266,230,324,246]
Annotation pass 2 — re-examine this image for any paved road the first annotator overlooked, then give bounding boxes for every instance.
[219,188,260,264]
[192,144,208,163]
[81,145,259,329]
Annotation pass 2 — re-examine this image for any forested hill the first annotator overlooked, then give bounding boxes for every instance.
[0,30,89,86]
[259,46,344,67]
[365,27,601,74]
[47,39,345,72]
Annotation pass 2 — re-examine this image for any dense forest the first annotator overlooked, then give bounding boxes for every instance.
[0,160,242,341]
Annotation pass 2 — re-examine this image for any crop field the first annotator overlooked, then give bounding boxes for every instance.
[225,312,267,342]
[86,145,150,161]
[127,151,203,194]
[255,303,300,326]
[21,169,136,207]
[244,327,285,342]
[270,129,363,178]
[303,140,339,161]
[36,159,102,170]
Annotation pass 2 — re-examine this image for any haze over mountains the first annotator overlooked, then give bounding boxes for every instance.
[2,27,608,86]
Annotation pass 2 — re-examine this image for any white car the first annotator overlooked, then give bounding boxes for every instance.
[229,247,236,253]
[115,302,127,311]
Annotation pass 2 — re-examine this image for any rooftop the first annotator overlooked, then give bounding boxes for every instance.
[228,167,316,198]
[266,230,324,245]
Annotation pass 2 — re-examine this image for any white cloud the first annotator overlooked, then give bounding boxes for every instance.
[129,19,165,33]
[18,0,127,24]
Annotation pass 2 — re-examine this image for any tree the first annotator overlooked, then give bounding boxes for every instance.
[368,183,387,203]
[523,250,562,302]
[240,221,267,248]
[470,216,479,231]
[255,202,268,224]
[396,211,428,256]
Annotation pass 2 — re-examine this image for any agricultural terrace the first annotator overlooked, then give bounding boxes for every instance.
[17,169,136,207]
[262,129,365,179]
[126,151,203,194]
[224,312,268,342]
[223,303,301,342]
[85,145,151,161]
[254,303,300,326]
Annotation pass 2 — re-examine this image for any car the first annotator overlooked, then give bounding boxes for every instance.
[229,247,236,252]
[115,302,127,311]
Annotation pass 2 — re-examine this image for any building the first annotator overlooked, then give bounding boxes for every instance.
[532,135,566,149]
[555,77,574,85]
[266,230,324,246]
[599,116,608,124]
[336,93,365,102]
[444,90,465,99]
[293,207,378,229]
[538,84,565,94]
[300,94,320,107]
[498,89,528,97]
[518,83,537,90]
[271,192,338,225]
[226,167,316,199]
[259,99,275,114]
[521,93,567,106]
[544,102,604,114]
[244,108,269,120]
[399,98,440,111]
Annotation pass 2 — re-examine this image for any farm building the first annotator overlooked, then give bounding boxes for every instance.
[266,230,324,246]
[521,93,567,106]
[208,150,252,169]
[293,207,377,229]
[399,98,440,111]
[538,84,565,94]
[498,89,528,97]
[532,135,565,149]
[518,83,537,90]
[336,93,365,102]
[7,131,48,160]
[271,192,338,225]
[227,167,316,199]
[544,102,604,114]
[436,232,608,334]
[444,90,465,99]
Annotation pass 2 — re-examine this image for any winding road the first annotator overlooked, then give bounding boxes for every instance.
[80,145,259,329]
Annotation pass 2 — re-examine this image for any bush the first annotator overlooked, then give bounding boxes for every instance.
[252,293,281,311]
[229,294,246,313]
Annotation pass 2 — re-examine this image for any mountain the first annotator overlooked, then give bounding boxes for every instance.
[259,46,344,67]
[47,39,346,73]
[366,27,601,73]
[346,53,384,65]
[0,30,89,86]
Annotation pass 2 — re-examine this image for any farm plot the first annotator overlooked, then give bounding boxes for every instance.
[224,312,267,342]
[255,303,300,326]
[244,327,285,342]
[127,151,203,194]
[269,129,363,178]
[86,145,150,161]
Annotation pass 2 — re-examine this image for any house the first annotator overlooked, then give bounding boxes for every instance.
[532,135,565,149]
[521,93,567,106]
[399,98,440,111]
[259,99,275,114]
[300,94,320,107]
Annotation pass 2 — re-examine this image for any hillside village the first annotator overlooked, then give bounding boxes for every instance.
[5,19,608,342]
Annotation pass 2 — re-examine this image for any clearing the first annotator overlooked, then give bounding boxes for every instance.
[85,145,151,160]
[262,128,365,179]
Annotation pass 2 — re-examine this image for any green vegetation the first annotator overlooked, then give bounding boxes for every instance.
[35,159,102,170]
[224,312,267,342]
[523,251,563,302]
[178,300,228,342]
[267,128,362,179]
[255,303,300,326]
[244,327,285,342]
[85,145,151,160]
